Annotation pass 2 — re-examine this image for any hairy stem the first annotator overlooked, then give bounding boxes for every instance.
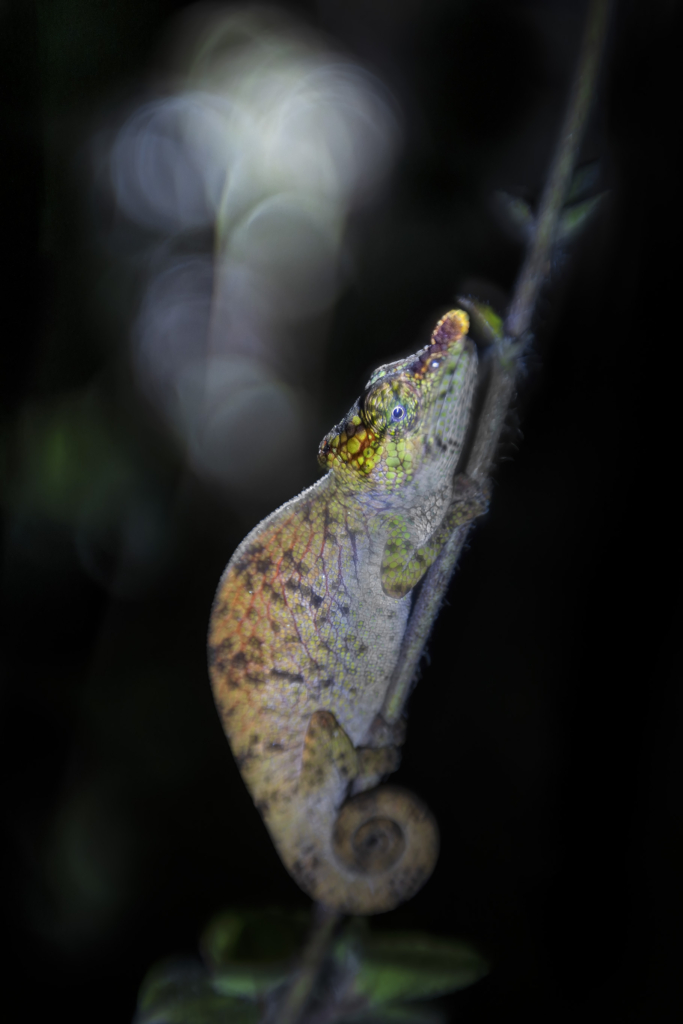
[272,905,342,1024]
[381,0,612,725]
[293,2,612,1009]
[506,0,612,340]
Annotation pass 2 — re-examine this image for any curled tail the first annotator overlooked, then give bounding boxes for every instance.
[211,695,440,914]
[330,785,440,913]
[209,562,439,913]
[267,780,439,915]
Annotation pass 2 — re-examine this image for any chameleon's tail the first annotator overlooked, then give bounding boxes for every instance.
[332,785,440,913]
[286,784,439,915]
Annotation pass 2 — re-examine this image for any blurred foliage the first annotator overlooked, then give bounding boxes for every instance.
[202,908,311,968]
[4,388,135,522]
[0,384,176,596]
[137,958,261,1024]
[3,1,680,1023]
[493,159,606,248]
[341,928,487,1006]
[135,908,488,1024]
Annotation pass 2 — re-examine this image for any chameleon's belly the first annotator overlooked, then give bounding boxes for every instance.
[208,479,409,805]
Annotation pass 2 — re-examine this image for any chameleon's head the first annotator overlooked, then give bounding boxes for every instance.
[318,309,477,498]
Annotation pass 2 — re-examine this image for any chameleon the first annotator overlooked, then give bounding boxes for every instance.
[208,309,488,914]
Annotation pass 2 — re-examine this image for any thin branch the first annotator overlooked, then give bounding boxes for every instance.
[272,905,342,1024]
[506,0,612,340]
[381,0,612,726]
[278,4,613,1015]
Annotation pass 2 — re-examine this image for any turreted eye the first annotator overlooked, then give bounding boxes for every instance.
[363,380,418,434]
[430,359,440,370]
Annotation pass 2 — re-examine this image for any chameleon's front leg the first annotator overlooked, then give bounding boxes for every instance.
[381,475,488,599]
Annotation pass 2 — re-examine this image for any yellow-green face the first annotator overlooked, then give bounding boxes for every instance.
[318,309,477,499]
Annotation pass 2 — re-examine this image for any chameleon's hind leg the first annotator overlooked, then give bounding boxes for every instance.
[301,710,399,799]
[300,710,358,798]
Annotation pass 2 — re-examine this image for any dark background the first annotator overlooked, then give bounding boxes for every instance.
[2,1,681,1021]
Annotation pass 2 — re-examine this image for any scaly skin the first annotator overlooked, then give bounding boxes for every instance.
[208,310,487,914]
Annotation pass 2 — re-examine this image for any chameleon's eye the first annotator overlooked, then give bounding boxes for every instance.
[430,359,440,370]
[384,386,418,435]
[363,379,418,435]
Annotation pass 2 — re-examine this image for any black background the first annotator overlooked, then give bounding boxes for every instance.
[1,1,681,1021]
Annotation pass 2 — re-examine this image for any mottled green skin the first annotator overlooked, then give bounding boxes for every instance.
[209,311,486,913]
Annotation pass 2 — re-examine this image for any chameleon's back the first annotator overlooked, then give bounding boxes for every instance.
[208,475,423,911]
[208,471,409,794]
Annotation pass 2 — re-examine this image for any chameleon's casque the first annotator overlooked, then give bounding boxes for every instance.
[208,310,486,913]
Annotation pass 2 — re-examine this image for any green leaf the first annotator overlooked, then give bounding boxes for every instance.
[493,191,534,242]
[201,908,310,970]
[456,297,505,346]
[140,914,488,1023]
[138,958,204,1012]
[135,958,261,1024]
[201,912,247,967]
[557,194,606,244]
[212,964,289,1000]
[350,931,488,1006]
[199,908,309,1000]
[565,160,601,204]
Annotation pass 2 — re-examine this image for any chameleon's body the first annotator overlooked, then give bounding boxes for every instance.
[208,310,486,913]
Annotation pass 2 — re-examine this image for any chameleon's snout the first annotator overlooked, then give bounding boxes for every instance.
[409,308,470,374]
[430,308,470,352]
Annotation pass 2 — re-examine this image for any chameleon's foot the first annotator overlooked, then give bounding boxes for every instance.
[363,713,407,748]
[301,710,401,796]
[351,744,401,795]
[450,473,490,521]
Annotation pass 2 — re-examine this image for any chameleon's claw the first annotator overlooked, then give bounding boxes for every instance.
[363,713,407,748]
[451,472,490,511]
